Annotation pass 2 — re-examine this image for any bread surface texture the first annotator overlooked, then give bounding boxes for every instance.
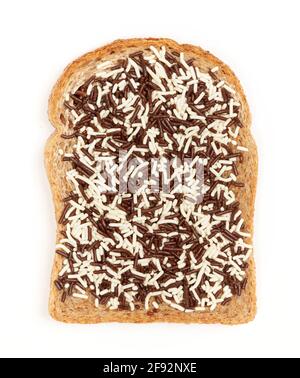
[46,38,257,324]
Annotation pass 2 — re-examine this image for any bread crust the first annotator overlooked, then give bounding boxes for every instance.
[46,38,257,324]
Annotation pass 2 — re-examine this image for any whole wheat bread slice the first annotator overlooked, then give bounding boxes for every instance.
[46,38,257,324]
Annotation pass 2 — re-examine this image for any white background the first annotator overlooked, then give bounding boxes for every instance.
[0,0,299,358]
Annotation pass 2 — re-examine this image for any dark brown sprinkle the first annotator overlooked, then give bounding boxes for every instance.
[207,114,228,122]
[215,289,223,299]
[75,166,89,178]
[229,201,240,209]
[60,230,67,238]
[93,269,107,275]
[235,118,244,128]
[231,182,245,187]
[63,194,78,202]
[208,229,219,239]
[207,258,223,268]
[94,147,110,153]
[70,94,83,105]
[130,104,141,123]
[222,229,239,242]
[209,70,218,80]
[215,209,232,216]
[58,203,71,224]
[129,51,144,59]
[221,243,232,252]
[232,163,238,176]
[68,259,75,273]
[64,242,74,250]
[55,250,69,258]
[54,280,63,290]
[61,132,78,139]
[132,222,148,233]
[226,153,242,159]
[61,291,67,303]
[59,114,66,124]
[106,139,119,151]
[89,86,98,103]
[225,118,237,129]
[81,148,94,161]
[106,129,122,137]
[213,268,227,277]
[208,153,223,168]
[71,157,94,176]
[221,88,231,103]
[64,101,74,111]
[78,185,90,202]
[188,104,205,117]
[141,203,164,214]
[87,226,92,242]
[221,297,231,306]
[67,283,74,296]
[62,156,72,162]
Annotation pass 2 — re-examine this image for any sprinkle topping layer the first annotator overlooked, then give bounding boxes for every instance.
[55,46,252,312]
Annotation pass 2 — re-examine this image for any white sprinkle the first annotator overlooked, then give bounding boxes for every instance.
[223,84,236,94]
[72,293,88,299]
[170,303,185,312]
[145,291,162,310]
[58,264,69,277]
[237,145,249,152]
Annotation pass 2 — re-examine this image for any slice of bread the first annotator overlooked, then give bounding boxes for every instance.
[46,38,257,324]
